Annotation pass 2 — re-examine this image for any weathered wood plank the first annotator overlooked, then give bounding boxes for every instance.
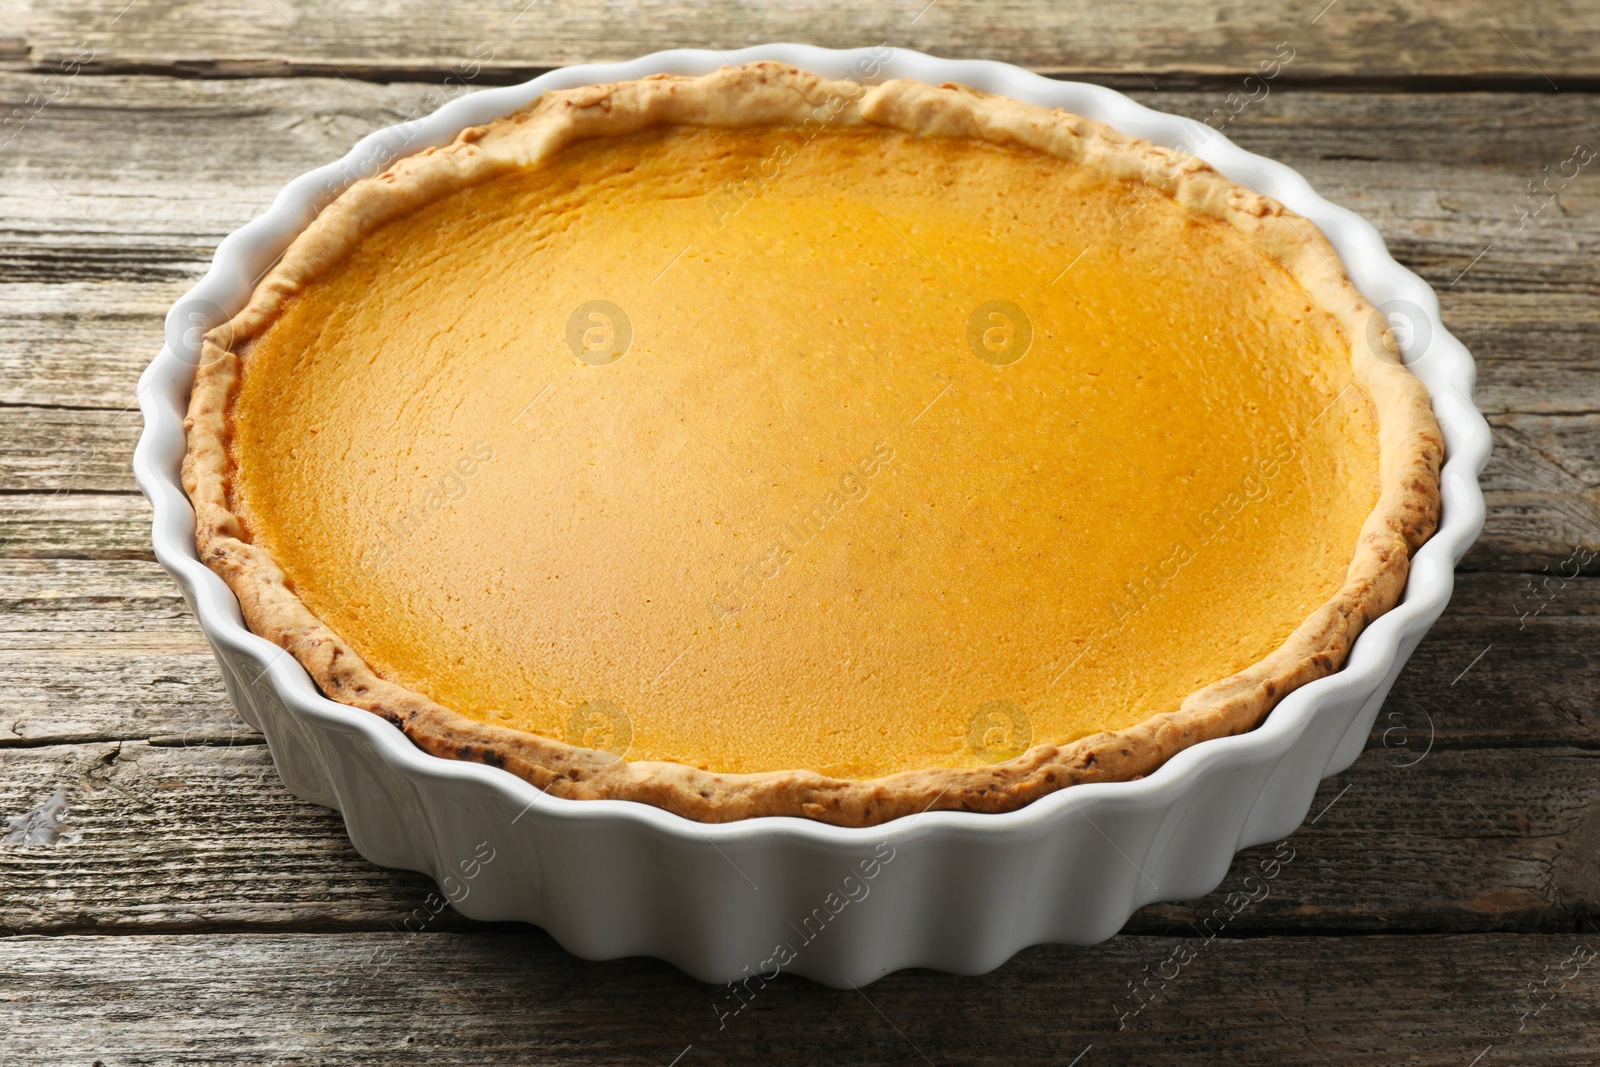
[8,0,1597,87]
[0,492,152,560]
[1,77,1595,412]
[0,930,1594,1065]
[0,630,245,746]
[7,405,1598,501]
[3,400,1598,572]
[0,472,1584,574]
[1,557,1597,747]
[2,403,1593,579]
[0,406,140,492]
[1,76,1596,266]
[1372,580,1600,754]
[0,730,1594,935]
[0,283,186,409]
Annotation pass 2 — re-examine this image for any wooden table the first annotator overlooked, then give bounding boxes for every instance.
[3,2,1597,1062]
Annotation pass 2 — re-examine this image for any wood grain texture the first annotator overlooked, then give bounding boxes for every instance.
[1,931,1596,1065]
[0,16,1596,1059]
[5,0,1595,87]
[0,735,1594,935]
[0,493,153,560]
[2,77,1596,337]
[0,557,1593,749]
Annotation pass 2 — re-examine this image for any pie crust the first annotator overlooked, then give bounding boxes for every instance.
[183,62,1442,827]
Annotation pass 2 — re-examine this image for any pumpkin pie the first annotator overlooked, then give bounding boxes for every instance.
[183,62,1442,827]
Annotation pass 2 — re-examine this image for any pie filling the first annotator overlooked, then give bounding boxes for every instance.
[226,123,1380,781]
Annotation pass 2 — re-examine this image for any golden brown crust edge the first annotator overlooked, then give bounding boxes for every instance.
[181,62,1444,828]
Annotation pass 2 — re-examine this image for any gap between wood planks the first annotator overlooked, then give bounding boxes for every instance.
[8,58,1600,93]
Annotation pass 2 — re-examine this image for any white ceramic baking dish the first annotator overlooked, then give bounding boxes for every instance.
[134,44,1491,987]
